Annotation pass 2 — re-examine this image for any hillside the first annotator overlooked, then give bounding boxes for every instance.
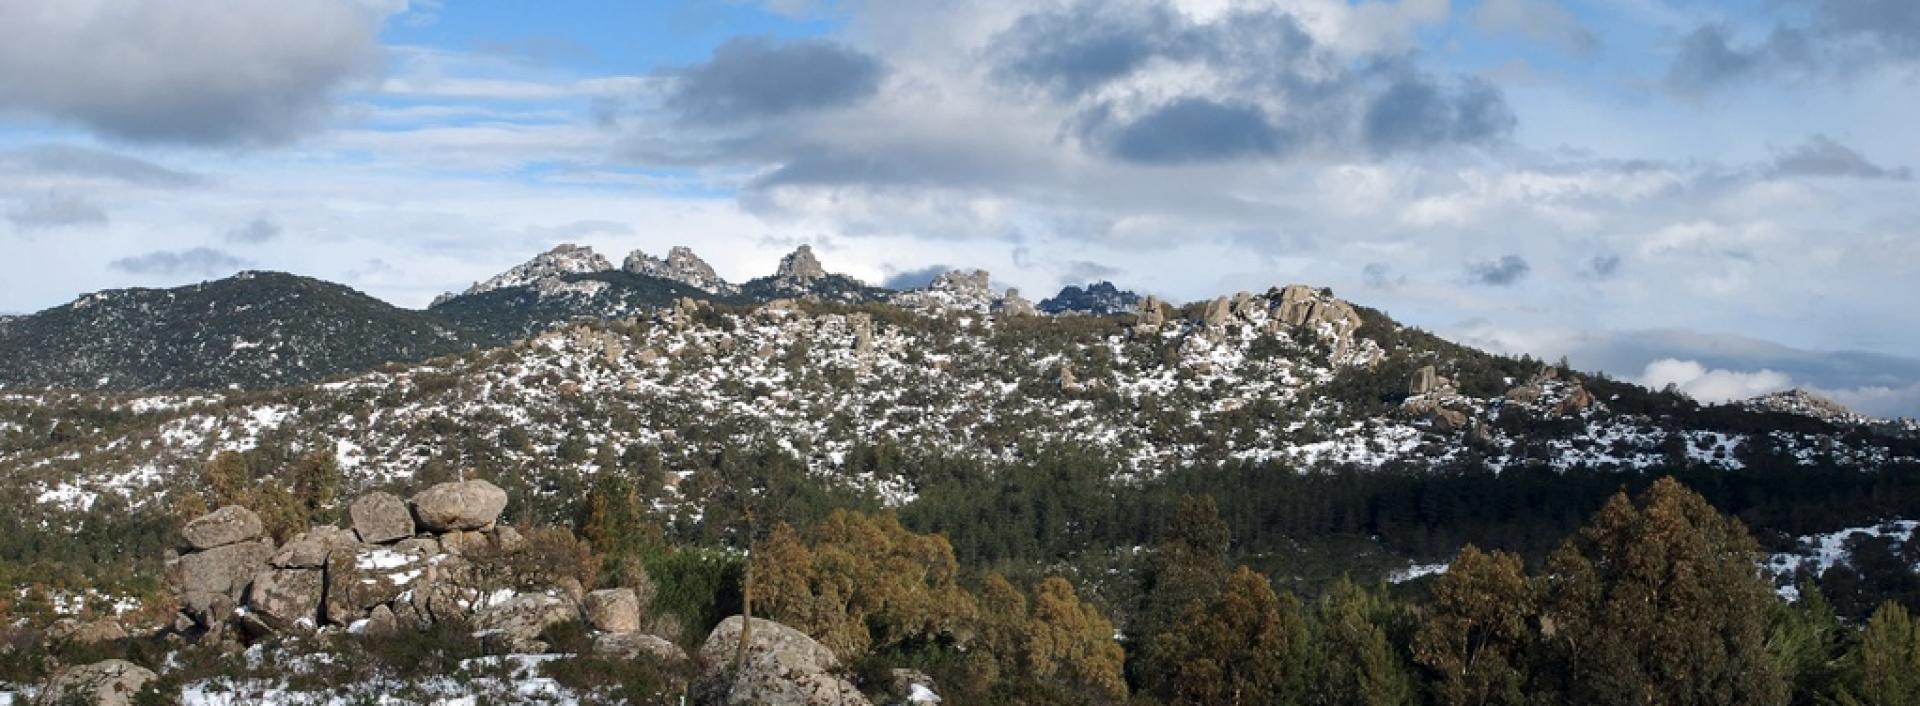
[0,272,479,392]
[5,268,1920,705]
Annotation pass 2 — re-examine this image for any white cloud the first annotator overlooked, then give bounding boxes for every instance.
[0,0,392,146]
[1637,358,1793,403]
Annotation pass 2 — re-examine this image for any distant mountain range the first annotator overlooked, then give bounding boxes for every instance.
[0,244,1131,392]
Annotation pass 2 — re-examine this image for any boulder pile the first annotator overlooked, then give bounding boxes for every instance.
[165,479,659,655]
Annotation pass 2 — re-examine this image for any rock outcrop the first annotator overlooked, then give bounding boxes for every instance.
[349,492,414,544]
[181,505,263,550]
[451,244,613,300]
[1039,281,1140,315]
[893,269,1003,315]
[1134,296,1169,332]
[773,246,827,289]
[163,484,695,666]
[625,246,740,296]
[996,289,1038,317]
[408,480,508,532]
[37,659,156,706]
[694,616,871,706]
[473,592,578,653]
[585,588,642,633]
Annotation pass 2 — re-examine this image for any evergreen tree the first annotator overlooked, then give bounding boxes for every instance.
[1537,477,1788,706]
[1414,545,1533,706]
[1842,601,1920,706]
[1024,576,1129,703]
[1134,495,1233,692]
[291,449,340,524]
[1767,583,1846,706]
[202,450,249,507]
[1310,578,1416,706]
[1150,566,1308,706]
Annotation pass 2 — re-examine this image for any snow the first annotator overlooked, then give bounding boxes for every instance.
[1766,520,1917,590]
[909,683,942,703]
[356,548,419,571]
[1389,563,1450,584]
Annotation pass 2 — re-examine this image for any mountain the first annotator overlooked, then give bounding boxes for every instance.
[6,272,1920,704]
[622,245,740,296]
[739,245,889,303]
[0,272,478,392]
[428,269,734,342]
[1040,281,1142,315]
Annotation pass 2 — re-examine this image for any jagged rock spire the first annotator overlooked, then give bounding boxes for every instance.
[623,245,739,296]
[774,245,827,287]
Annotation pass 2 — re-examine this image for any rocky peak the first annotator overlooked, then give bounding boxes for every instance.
[893,268,1001,314]
[453,244,613,300]
[774,245,828,287]
[623,246,739,296]
[929,269,992,295]
[1743,389,1864,424]
[1040,281,1141,315]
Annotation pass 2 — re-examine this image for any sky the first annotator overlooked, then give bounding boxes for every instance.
[2,0,1918,416]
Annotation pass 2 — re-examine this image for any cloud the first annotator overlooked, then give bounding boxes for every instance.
[667,37,885,122]
[1767,135,1911,180]
[1060,260,1121,286]
[1582,254,1622,279]
[989,1,1195,99]
[1362,262,1406,289]
[882,264,949,290]
[0,144,203,187]
[0,1,389,146]
[1637,358,1794,403]
[109,247,250,277]
[987,2,1515,163]
[225,217,283,244]
[1363,74,1516,154]
[1448,324,1920,417]
[1465,255,1531,286]
[7,193,108,229]
[1667,0,1920,95]
[1471,0,1599,55]
[1096,98,1289,164]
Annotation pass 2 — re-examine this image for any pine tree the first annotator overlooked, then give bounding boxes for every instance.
[201,450,249,507]
[1151,566,1308,706]
[1843,601,1920,706]
[291,450,340,524]
[1767,583,1846,706]
[1024,576,1129,703]
[1537,477,1788,706]
[1414,545,1533,706]
[1310,578,1416,706]
[1135,495,1233,692]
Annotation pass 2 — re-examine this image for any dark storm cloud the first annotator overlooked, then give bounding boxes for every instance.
[1102,99,1289,164]
[1466,255,1531,286]
[990,2,1196,98]
[7,193,108,229]
[1668,0,1920,94]
[668,37,885,122]
[882,264,950,290]
[1362,262,1405,289]
[109,247,250,277]
[989,2,1514,165]
[0,1,384,146]
[225,217,283,244]
[1768,135,1911,180]
[0,144,203,188]
[1061,260,1122,285]
[1583,254,1623,280]
[1363,75,1516,154]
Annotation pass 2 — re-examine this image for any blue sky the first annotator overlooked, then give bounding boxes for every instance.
[2,0,1918,415]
